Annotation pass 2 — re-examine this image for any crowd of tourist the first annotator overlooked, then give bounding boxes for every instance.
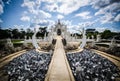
[5,50,52,81]
[67,49,120,81]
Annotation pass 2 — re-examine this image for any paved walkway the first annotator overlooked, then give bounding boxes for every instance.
[45,36,75,81]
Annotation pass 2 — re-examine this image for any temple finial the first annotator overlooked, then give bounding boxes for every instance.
[58,19,60,24]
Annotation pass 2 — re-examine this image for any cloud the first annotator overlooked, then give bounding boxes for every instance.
[21,0,35,12]
[44,3,58,12]
[43,0,90,15]
[91,0,110,9]
[20,16,30,22]
[57,14,64,19]
[21,0,52,24]
[13,25,31,30]
[75,11,92,19]
[100,13,114,24]
[0,4,3,14]
[6,0,11,4]
[95,27,106,32]
[62,20,72,26]
[95,2,120,16]
[0,0,11,23]
[114,14,120,22]
[0,19,2,22]
[95,26,120,32]
[94,0,120,23]
[31,19,55,27]
[0,0,4,14]
[39,10,51,18]
[21,0,41,15]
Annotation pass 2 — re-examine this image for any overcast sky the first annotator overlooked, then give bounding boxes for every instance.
[0,0,120,32]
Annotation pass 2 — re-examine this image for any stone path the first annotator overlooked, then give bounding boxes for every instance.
[45,36,75,81]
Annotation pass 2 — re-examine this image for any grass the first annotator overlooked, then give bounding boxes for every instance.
[12,39,23,44]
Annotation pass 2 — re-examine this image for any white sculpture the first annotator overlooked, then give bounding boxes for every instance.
[44,32,47,41]
[96,34,101,42]
[109,37,116,48]
[6,38,14,49]
[32,25,41,50]
[23,36,28,47]
[92,35,94,39]
[80,28,87,49]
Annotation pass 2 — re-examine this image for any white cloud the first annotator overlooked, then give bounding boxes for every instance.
[91,0,110,9]
[21,0,35,10]
[95,27,106,32]
[0,3,4,14]
[20,16,30,22]
[114,14,120,22]
[104,2,120,13]
[44,3,58,12]
[6,0,11,4]
[0,0,12,23]
[95,9,105,16]
[21,0,41,15]
[21,0,52,24]
[62,20,72,26]
[75,11,92,19]
[43,0,90,15]
[94,1,120,24]
[100,13,114,24]
[0,19,3,23]
[57,14,64,19]
[95,2,120,16]
[13,25,32,30]
[39,10,51,18]
[58,0,90,15]
[31,19,55,27]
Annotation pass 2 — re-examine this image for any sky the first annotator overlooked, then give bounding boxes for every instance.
[0,0,120,32]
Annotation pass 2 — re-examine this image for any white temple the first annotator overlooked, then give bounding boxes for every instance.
[48,20,71,41]
[30,20,89,49]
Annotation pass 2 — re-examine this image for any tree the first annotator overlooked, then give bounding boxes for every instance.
[101,30,112,39]
[26,28,33,38]
[20,28,26,39]
[12,29,21,39]
[37,27,48,38]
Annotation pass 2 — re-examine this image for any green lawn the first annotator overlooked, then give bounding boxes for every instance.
[12,39,23,44]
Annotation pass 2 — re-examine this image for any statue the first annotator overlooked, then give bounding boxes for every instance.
[96,34,101,42]
[80,28,87,49]
[32,25,41,50]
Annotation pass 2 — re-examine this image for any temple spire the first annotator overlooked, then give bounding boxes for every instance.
[58,19,60,24]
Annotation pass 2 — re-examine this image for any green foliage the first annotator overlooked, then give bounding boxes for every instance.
[0,27,48,39]
[101,30,112,39]
[86,31,98,39]
[101,30,119,39]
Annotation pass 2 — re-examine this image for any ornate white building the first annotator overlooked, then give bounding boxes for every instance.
[48,20,71,41]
